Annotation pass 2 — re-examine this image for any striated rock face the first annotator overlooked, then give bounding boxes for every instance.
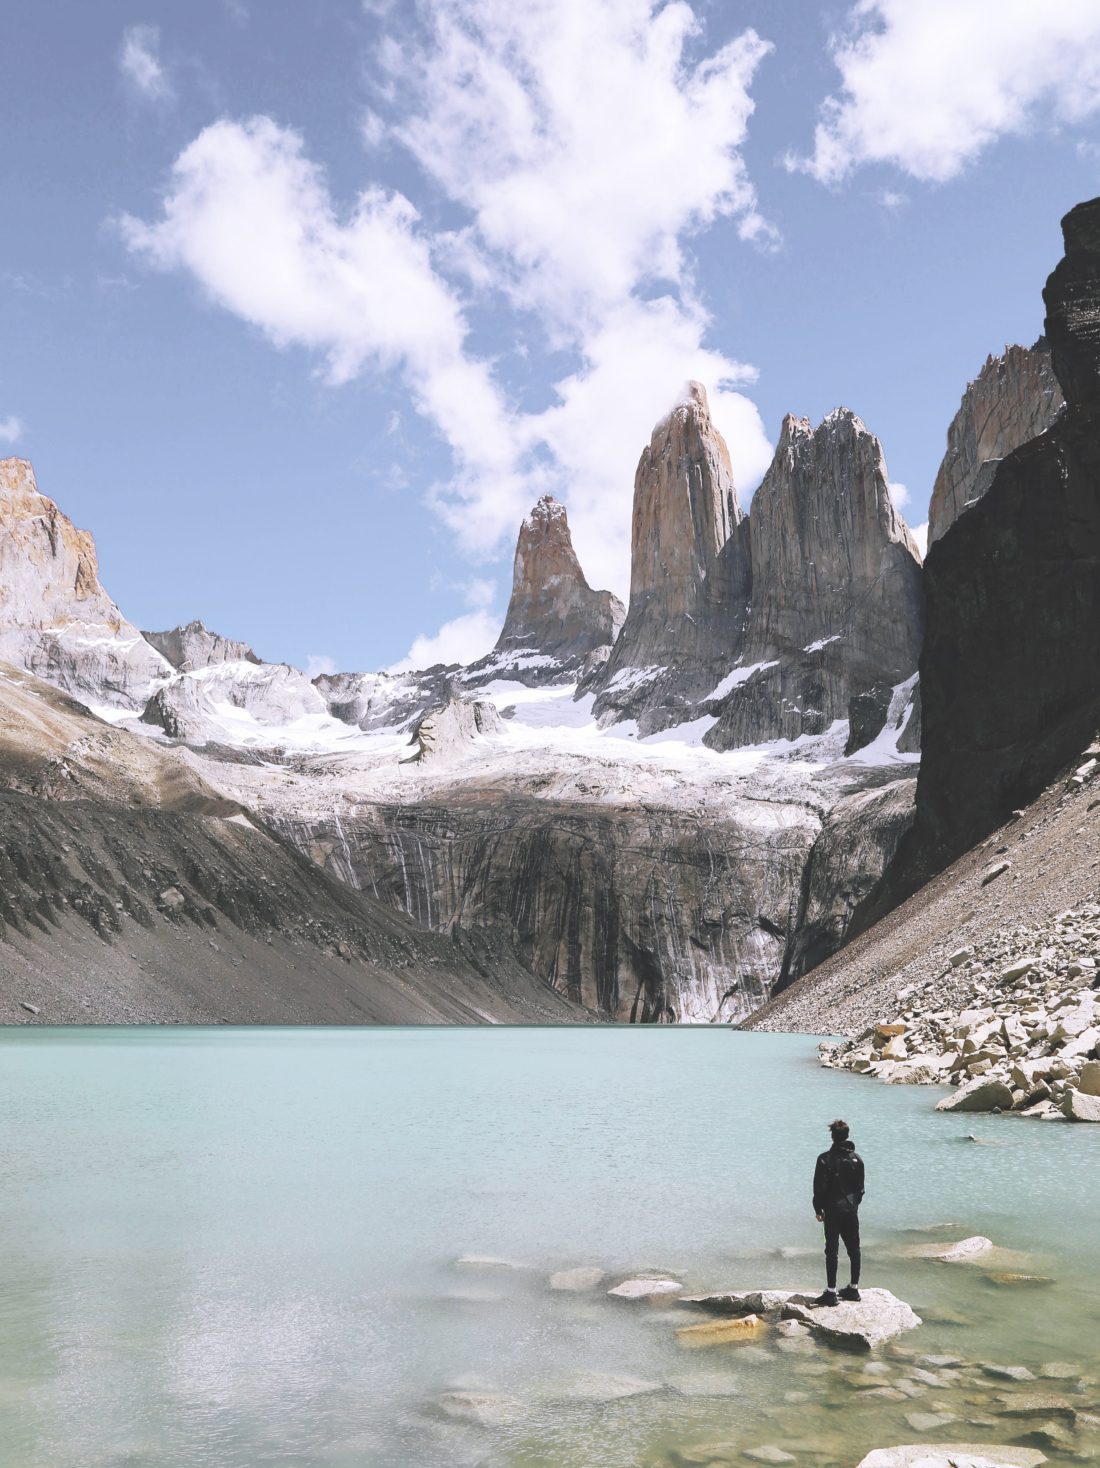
[590,383,750,730]
[705,410,923,750]
[276,790,820,1022]
[777,777,917,988]
[468,495,623,685]
[928,342,1064,545]
[0,458,171,707]
[144,619,261,672]
[892,197,1100,888]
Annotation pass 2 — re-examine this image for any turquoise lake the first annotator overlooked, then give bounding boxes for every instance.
[1,1027,1098,1467]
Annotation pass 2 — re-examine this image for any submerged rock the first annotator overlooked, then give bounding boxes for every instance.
[675,1314,767,1348]
[425,1388,526,1427]
[608,1277,683,1300]
[548,1266,605,1292]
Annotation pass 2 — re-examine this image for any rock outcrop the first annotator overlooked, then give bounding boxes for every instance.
[401,697,503,763]
[901,199,1100,881]
[0,458,170,708]
[140,661,329,744]
[928,341,1064,546]
[466,495,623,685]
[590,383,751,731]
[705,410,924,751]
[144,619,261,672]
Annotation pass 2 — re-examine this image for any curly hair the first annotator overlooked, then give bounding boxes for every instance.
[829,1119,850,1141]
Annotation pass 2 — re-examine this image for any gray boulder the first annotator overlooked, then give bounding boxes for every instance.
[935,1077,1014,1113]
[781,1287,921,1351]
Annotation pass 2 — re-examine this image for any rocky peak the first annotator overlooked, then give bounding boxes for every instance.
[928,342,1064,546]
[0,457,170,706]
[746,407,920,661]
[590,382,751,729]
[626,380,742,616]
[1043,197,1100,412]
[144,619,262,673]
[705,408,924,751]
[489,494,624,671]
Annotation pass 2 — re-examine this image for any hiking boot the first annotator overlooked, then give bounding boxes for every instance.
[809,1289,838,1307]
[838,1285,861,1302]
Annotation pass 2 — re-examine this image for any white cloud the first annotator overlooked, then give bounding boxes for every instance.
[462,577,496,609]
[390,0,775,329]
[791,0,1100,185]
[305,653,338,677]
[118,116,522,495]
[0,415,23,444]
[910,521,928,558]
[387,608,500,672]
[119,25,173,101]
[119,4,777,604]
[888,480,909,508]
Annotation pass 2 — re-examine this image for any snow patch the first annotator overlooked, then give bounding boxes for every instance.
[803,635,842,654]
[707,660,778,702]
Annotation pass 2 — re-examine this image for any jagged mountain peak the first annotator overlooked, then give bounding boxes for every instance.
[460,491,623,687]
[144,619,262,673]
[928,340,1064,546]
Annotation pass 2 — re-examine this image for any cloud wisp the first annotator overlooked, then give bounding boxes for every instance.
[0,416,23,445]
[119,25,174,102]
[790,0,1100,185]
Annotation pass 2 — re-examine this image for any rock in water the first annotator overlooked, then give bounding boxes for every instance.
[856,1447,1047,1468]
[896,197,1100,885]
[928,342,1064,545]
[144,619,262,672]
[780,1287,921,1351]
[706,409,923,751]
[591,381,751,731]
[0,457,171,708]
[935,1078,1014,1113]
[468,495,623,686]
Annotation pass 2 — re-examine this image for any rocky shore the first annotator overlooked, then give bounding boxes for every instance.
[819,896,1100,1121]
[416,1254,1100,1468]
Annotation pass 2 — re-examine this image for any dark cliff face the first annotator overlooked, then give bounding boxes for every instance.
[888,197,1100,890]
[927,342,1064,546]
[485,495,624,674]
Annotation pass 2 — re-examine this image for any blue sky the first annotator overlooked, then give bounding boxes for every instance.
[4,0,1100,674]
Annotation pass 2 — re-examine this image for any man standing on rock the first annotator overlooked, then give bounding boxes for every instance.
[811,1119,864,1307]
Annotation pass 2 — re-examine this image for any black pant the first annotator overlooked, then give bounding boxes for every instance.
[823,1206,860,1289]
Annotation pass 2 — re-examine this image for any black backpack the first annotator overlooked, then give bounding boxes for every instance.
[823,1148,862,1210]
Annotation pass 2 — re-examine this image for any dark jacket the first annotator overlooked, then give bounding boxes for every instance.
[813,1139,865,1214]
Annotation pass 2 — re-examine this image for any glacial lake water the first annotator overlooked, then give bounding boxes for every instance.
[2,1027,1099,1468]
